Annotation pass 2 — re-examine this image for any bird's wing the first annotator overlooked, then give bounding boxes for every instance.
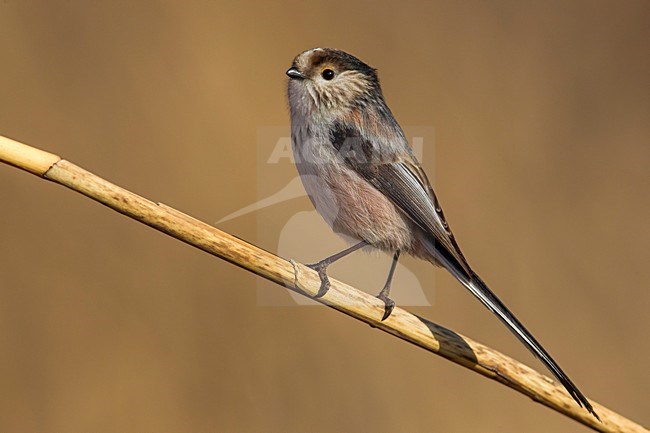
[328,120,471,275]
[358,158,472,276]
[333,129,597,417]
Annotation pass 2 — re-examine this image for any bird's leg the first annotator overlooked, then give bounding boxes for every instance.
[307,241,368,298]
[376,250,400,321]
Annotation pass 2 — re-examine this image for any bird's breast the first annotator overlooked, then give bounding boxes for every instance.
[291,123,417,252]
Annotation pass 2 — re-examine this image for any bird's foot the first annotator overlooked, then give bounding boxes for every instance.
[376,288,395,321]
[306,261,331,298]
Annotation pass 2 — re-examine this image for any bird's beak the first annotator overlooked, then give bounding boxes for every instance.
[286,67,306,80]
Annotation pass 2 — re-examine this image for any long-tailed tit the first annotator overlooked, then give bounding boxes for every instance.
[286,47,597,418]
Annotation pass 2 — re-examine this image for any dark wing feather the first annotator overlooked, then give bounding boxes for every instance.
[360,160,472,277]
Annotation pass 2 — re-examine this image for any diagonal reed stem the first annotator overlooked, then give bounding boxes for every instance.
[0,135,646,433]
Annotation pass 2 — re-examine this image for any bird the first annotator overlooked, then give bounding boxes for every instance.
[285,47,598,419]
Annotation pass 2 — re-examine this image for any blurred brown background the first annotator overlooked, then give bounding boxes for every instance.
[1,1,648,432]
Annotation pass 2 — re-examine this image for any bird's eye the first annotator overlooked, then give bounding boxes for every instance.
[321,69,335,80]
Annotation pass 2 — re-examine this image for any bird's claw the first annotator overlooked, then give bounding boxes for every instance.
[307,262,331,298]
[377,293,395,321]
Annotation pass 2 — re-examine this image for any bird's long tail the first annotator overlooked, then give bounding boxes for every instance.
[426,243,599,419]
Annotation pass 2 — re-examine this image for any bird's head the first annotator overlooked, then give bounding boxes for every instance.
[286,48,381,116]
